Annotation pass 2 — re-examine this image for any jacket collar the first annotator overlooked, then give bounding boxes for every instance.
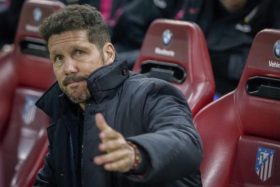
[36,58,129,120]
[87,58,129,103]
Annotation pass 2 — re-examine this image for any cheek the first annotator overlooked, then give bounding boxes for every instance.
[53,69,63,82]
[83,61,104,75]
[53,68,66,89]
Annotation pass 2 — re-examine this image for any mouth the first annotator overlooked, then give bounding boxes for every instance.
[67,80,85,89]
[66,81,85,91]
[63,75,87,87]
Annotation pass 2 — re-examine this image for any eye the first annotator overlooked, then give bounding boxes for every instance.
[53,55,64,67]
[74,49,85,57]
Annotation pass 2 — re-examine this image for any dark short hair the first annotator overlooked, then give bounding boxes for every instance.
[39,4,110,49]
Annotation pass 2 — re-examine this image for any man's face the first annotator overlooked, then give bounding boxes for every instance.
[48,30,114,104]
[219,0,247,12]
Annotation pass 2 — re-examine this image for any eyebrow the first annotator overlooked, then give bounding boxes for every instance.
[49,49,60,55]
[71,45,89,51]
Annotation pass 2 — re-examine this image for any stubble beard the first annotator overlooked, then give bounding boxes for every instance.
[63,86,91,104]
[60,53,106,104]
[60,75,91,104]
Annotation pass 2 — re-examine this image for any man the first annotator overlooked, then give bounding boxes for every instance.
[0,0,26,48]
[183,0,280,95]
[35,4,202,187]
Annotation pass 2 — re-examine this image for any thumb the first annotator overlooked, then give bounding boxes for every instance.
[95,113,111,132]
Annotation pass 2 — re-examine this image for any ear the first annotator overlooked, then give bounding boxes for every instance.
[102,42,116,65]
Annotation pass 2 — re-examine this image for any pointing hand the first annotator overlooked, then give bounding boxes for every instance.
[93,113,137,172]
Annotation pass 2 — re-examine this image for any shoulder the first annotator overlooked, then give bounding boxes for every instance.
[123,73,186,101]
[126,73,184,94]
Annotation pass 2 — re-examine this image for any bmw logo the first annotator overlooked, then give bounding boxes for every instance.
[274,40,280,59]
[33,7,42,24]
[162,29,173,46]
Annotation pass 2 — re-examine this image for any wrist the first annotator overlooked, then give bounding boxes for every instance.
[127,141,142,171]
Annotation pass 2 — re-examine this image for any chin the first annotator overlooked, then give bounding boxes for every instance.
[68,95,88,104]
[67,91,91,104]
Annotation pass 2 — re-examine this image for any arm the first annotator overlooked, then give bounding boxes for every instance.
[93,80,202,183]
[126,82,203,183]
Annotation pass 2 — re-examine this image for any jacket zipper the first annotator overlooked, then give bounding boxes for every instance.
[80,144,84,187]
[69,134,78,187]
[80,111,85,187]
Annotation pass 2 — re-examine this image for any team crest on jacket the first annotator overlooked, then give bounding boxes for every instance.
[162,29,173,46]
[255,147,275,182]
[22,96,37,125]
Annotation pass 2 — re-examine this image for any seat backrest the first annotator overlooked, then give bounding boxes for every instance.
[194,29,280,187]
[0,52,17,138]
[133,19,215,116]
[1,0,64,186]
[14,0,63,89]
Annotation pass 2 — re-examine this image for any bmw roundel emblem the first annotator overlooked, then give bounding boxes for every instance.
[274,40,280,59]
[162,29,173,46]
[33,7,42,24]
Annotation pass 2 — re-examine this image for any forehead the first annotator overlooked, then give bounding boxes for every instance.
[48,30,91,51]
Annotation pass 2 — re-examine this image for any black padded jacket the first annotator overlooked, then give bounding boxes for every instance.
[34,59,203,187]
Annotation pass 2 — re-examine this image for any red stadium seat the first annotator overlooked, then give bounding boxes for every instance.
[0,148,4,187]
[0,52,17,139]
[0,0,64,186]
[133,19,215,116]
[194,29,280,187]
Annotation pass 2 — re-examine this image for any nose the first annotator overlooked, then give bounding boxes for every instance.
[63,57,78,75]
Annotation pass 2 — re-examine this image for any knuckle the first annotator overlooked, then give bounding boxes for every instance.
[108,162,118,171]
[106,141,114,149]
[118,139,126,147]
[104,154,113,162]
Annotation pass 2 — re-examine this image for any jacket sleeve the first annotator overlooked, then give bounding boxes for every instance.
[126,81,203,183]
[33,152,56,187]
